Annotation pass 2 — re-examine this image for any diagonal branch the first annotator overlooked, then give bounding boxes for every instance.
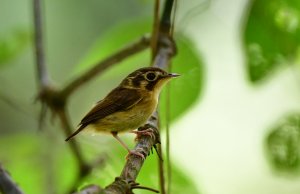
[61,35,150,99]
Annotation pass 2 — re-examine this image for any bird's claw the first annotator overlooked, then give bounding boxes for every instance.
[126,148,145,160]
[132,128,155,141]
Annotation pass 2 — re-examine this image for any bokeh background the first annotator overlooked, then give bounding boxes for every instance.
[1,0,300,194]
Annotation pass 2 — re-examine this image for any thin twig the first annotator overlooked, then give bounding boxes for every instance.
[170,0,177,36]
[165,75,171,194]
[61,35,150,98]
[33,0,49,88]
[132,185,159,193]
[33,0,52,131]
[166,1,177,193]
[151,0,161,60]
[0,164,24,194]
[157,143,166,194]
[57,108,88,167]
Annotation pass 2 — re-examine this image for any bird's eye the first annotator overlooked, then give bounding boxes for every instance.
[145,72,157,81]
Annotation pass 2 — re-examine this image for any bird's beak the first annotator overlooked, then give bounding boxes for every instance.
[167,73,180,78]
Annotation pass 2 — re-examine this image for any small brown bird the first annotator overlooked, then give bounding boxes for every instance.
[65,67,179,158]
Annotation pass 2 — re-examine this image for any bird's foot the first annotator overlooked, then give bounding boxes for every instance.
[126,148,145,160]
[131,128,155,141]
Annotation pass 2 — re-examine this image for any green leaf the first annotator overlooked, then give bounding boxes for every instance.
[265,113,300,174]
[0,28,31,66]
[244,0,300,82]
[75,19,203,123]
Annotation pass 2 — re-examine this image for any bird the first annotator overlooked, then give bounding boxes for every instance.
[65,66,179,159]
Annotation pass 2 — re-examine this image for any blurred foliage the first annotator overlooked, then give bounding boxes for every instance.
[244,0,300,82]
[245,0,300,178]
[139,152,200,194]
[76,19,203,125]
[0,28,31,66]
[0,133,200,193]
[74,19,152,77]
[265,113,300,174]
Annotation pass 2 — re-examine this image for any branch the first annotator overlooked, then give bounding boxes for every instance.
[74,185,104,194]
[153,0,176,70]
[160,0,174,35]
[61,35,150,98]
[150,0,160,60]
[33,0,52,131]
[0,164,24,194]
[33,0,49,88]
[57,108,87,167]
[32,0,100,190]
[104,113,160,193]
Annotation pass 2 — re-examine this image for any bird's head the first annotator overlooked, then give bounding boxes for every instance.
[121,67,180,92]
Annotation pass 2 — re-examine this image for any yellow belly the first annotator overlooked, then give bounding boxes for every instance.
[88,97,157,133]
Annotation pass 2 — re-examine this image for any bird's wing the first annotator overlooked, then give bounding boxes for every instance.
[65,87,142,141]
[80,87,142,125]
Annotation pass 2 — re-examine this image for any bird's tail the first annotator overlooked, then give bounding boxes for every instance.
[65,125,85,141]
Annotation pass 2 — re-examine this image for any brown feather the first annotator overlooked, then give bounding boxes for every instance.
[81,87,142,125]
[65,87,142,141]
